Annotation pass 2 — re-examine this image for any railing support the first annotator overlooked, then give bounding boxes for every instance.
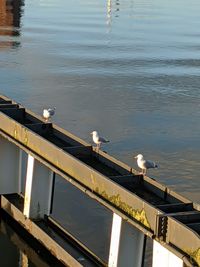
[152,241,184,267]
[19,251,28,267]
[108,213,145,267]
[23,154,54,220]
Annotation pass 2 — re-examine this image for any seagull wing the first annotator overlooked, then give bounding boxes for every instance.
[99,136,109,143]
[48,108,55,116]
[145,160,157,169]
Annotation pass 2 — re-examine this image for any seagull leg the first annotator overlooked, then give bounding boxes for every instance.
[96,143,100,153]
[140,169,146,175]
[139,169,143,175]
[98,143,101,152]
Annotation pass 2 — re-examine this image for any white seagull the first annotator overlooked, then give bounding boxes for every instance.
[90,130,109,150]
[43,107,56,122]
[135,154,158,175]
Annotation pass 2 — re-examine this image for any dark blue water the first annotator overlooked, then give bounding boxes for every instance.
[0,0,200,265]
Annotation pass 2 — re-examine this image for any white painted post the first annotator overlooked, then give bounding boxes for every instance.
[23,154,54,220]
[23,155,34,218]
[0,136,21,194]
[109,213,122,267]
[108,213,145,267]
[19,251,29,267]
[152,241,184,267]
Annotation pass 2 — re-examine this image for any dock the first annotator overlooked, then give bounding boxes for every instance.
[0,95,199,267]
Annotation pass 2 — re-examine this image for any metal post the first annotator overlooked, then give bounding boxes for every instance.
[0,136,21,194]
[19,251,29,267]
[108,213,145,267]
[152,241,184,267]
[23,154,54,220]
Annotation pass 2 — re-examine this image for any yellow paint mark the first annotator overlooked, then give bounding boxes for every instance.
[90,173,96,191]
[24,129,28,146]
[14,128,17,140]
[95,188,151,229]
[185,248,200,267]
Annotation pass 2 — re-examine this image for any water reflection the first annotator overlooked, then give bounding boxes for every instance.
[0,219,62,267]
[0,0,24,49]
[107,0,111,26]
[106,0,120,27]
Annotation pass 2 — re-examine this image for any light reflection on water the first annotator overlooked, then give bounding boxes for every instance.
[0,0,200,265]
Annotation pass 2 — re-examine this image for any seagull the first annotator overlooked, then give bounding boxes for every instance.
[43,107,56,122]
[135,154,158,175]
[90,130,109,150]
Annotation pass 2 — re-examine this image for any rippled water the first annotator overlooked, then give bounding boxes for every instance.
[0,0,200,265]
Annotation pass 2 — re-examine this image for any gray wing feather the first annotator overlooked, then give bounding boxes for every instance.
[48,109,55,116]
[99,136,109,143]
[145,160,157,169]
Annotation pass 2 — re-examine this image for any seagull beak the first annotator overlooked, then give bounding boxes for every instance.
[134,156,137,159]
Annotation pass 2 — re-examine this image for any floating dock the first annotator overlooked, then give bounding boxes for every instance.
[0,95,199,267]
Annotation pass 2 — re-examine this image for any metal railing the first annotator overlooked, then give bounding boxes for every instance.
[0,95,199,267]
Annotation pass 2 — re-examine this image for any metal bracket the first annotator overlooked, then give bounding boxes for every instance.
[156,215,168,241]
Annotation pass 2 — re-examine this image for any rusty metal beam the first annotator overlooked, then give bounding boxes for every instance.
[0,195,93,267]
[63,145,93,158]
[156,203,194,213]
[108,174,142,185]
[0,107,163,232]
[0,104,19,109]
[46,216,107,267]
[0,129,154,238]
[167,216,200,266]
[0,95,199,267]
[1,220,59,267]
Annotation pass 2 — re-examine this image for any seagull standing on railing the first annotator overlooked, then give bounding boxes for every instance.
[135,154,158,175]
[43,107,56,122]
[91,130,109,150]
